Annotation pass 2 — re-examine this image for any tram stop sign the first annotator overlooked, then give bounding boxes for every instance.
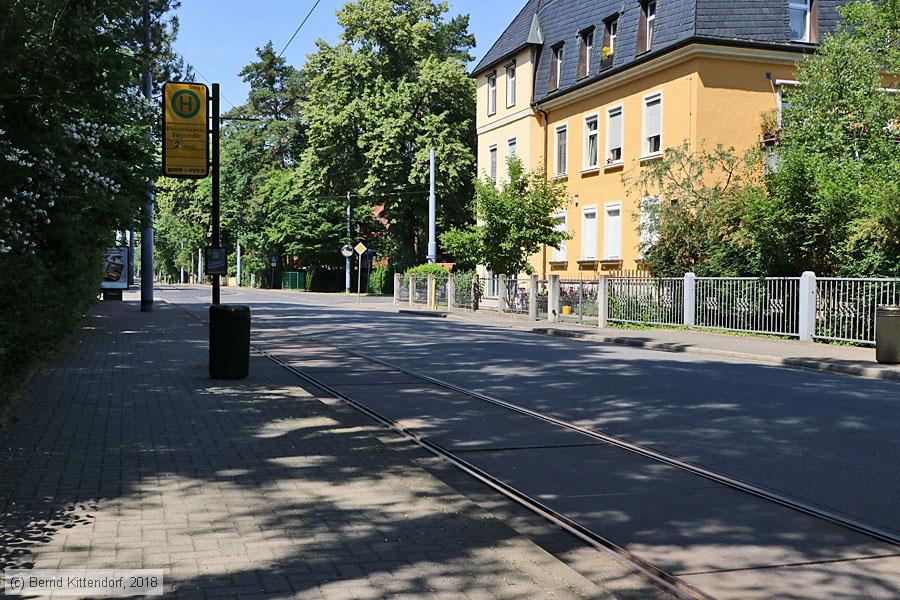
[162,82,209,179]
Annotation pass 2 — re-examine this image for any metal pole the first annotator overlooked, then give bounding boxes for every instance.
[211,83,221,306]
[180,240,184,283]
[236,242,241,287]
[345,192,351,294]
[140,0,154,312]
[357,252,363,304]
[128,229,135,286]
[427,147,437,264]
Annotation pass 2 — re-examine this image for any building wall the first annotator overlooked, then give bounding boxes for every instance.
[517,48,800,278]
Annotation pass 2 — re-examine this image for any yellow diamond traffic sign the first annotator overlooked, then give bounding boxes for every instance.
[354,242,367,255]
[162,82,209,179]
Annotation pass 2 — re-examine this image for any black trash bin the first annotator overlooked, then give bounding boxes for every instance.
[209,304,251,379]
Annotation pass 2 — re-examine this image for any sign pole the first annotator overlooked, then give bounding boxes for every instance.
[140,0,155,312]
[357,253,363,304]
[211,83,221,306]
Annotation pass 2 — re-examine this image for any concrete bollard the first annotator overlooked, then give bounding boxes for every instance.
[393,273,402,304]
[498,275,508,313]
[598,275,608,328]
[447,275,456,309]
[529,275,539,321]
[426,275,435,309]
[548,275,560,322]
[408,276,416,306]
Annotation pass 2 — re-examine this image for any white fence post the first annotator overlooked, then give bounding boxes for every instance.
[799,271,817,342]
[426,275,435,309]
[529,275,539,320]
[408,276,416,306]
[548,275,560,322]
[447,275,456,309]
[498,275,508,312]
[684,272,696,327]
[393,273,402,304]
[598,275,609,328]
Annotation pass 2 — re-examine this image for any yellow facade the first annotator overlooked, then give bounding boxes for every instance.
[475,43,801,278]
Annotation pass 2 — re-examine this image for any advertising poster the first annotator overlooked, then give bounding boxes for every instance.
[101,247,128,289]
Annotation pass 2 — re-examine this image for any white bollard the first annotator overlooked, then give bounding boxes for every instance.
[548,275,560,322]
[799,271,817,342]
[598,275,609,328]
[684,272,696,327]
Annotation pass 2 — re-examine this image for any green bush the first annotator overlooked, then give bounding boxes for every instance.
[367,264,394,295]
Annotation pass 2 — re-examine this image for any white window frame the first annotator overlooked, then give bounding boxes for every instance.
[581,205,598,261]
[639,196,660,257]
[553,46,564,86]
[488,144,498,183]
[583,113,600,170]
[487,73,497,116]
[605,104,624,166]
[553,212,568,262]
[609,19,618,54]
[604,202,623,260]
[646,1,657,50]
[506,62,517,108]
[507,137,518,158]
[554,124,568,176]
[642,91,663,158]
[582,30,594,74]
[789,0,811,42]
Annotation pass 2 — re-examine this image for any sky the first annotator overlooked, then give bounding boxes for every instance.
[172,0,523,111]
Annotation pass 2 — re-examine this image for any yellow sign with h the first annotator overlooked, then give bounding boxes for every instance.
[163,82,209,179]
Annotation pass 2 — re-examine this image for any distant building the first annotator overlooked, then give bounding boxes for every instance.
[473,0,842,277]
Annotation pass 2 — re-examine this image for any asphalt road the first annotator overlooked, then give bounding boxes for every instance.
[161,285,900,538]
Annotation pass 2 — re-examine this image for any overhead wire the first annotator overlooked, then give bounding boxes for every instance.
[278,0,323,57]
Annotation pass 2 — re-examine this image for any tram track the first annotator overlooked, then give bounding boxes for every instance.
[171,295,900,599]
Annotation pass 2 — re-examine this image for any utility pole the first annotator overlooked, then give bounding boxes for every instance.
[345,191,351,294]
[236,242,242,287]
[140,0,154,311]
[427,147,437,264]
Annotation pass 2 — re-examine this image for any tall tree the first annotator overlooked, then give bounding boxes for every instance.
[298,0,477,268]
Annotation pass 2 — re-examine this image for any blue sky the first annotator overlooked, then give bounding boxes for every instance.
[172,0,522,110]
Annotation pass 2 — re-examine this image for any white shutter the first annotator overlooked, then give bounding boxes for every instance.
[582,209,597,260]
[608,108,622,156]
[646,96,661,139]
[605,205,622,259]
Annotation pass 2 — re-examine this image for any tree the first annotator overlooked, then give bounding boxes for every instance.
[298,0,477,268]
[441,158,570,275]
[0,0,186,395]
[766,0,900,276]
[625,143,767,277]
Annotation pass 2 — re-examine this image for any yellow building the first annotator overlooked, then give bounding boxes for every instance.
[474,0,838,278]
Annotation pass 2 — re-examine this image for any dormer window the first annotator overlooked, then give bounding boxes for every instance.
[790,0,812,41]
[550,44,564,91]
[487,72,497,115]
[602,16,618,69]
[637,1,657,54]
[577,29,594,79]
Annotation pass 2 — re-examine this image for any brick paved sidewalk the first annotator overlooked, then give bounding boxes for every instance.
[0,297,610,599]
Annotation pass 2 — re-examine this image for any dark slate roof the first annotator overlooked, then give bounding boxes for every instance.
[476,0,847,103]
[472,0,542,75]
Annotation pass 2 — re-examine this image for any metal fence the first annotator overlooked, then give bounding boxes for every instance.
[397,276,410,303]
[559,279,600,325]
[413,276,428,304]
[434,276,449,309]
[503,278,531,315]
[535,280,550,320]
[608,277,684,326]
[694,277,800,337]
[815,278,900,344]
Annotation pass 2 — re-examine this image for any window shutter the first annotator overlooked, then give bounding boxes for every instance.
[636,4,648,54]
[550,48,560,90]
[647,97,661,138]
[577,36,587,79]
[609,110,623,150]
[809,0,819,43]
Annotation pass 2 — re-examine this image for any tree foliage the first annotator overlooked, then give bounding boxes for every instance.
[629,0,899,277]
[0,0,186,396]
[441,158,570,275]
